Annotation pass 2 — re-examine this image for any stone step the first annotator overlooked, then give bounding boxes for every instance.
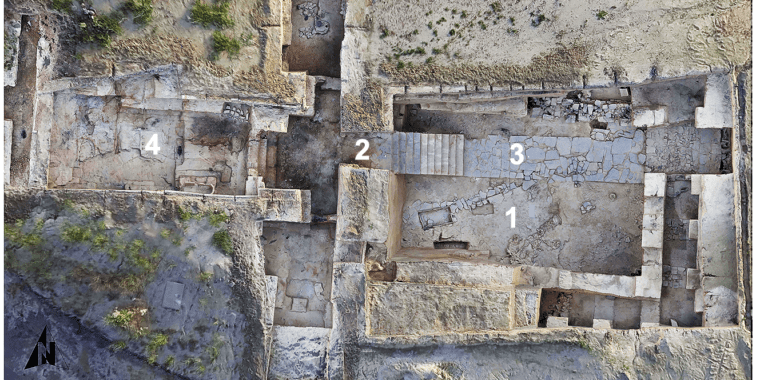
[447,134,457,175]
[456,134,464,176]
[398,132,406,174]
[441,134,450,175]
[257,138,268,179]
[420,134,428,175]
[434,134,442,175]
[427,134,435,174]
[406,132,415,174]
[412,132,421,174]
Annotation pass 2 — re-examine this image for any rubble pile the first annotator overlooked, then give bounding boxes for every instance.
[529,96,632,125]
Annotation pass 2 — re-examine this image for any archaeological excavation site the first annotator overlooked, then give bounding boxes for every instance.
[3,0,752,378]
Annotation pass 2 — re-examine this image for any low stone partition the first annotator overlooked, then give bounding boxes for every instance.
[636,173,666,299]
[694,173,738,326]
[394,261,515,290]
[632,106,668,128]
[695,72,733,129]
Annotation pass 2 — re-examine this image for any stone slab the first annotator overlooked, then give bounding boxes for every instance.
[546,316,568,328]
[644,173,667,197]
[269,326,330,380]
[592,319,612,329]
[162,281,185,310]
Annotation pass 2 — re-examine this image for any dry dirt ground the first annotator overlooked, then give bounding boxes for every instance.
[367,0,750,86]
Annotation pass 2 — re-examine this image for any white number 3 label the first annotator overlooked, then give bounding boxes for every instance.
[355,139,369,160]
[145,133,161,155]
[510,143,524,165]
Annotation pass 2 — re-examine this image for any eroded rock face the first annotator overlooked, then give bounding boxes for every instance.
[367,282,512,336]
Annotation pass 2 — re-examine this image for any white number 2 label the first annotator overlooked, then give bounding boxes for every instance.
[506,206,516,228]
[145,133,161,155]
[355,139,370,160]
[510,143,524,165]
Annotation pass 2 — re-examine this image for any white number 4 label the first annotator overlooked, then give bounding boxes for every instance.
[145,133,161,155]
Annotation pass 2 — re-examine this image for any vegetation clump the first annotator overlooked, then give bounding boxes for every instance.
[212,230,233,255]
[596,10,608,20]
[207,210,229,227]
[81,13,124,47]
[191,1,234,28]
[124,0,153,24]
[211,31,241,59]
[51,0,72,13]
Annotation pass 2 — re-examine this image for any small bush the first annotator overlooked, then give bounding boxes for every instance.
[51,0,72,13]
[207,211,229,227]
[125,0,153,24]
[165,355,175,367]
[199,272,213,282]
[435,17,446,25]
[412,29,419,35]
[396,61,405,69]
[184,246,196,256]
[93,233,109,249]
[379,28,390,39]
[596,10,608,20]
[191,1,234,28]
[147,333,169,352]
[212,230,233,255]
[211,30,241,58]
[82,13,124,47]
[478,20,487,30]
[160,229,171,239]
[172,236,182,246]
[490,2,503,13]
[111,341,127,351]
[104,308,135,329]
[62,224,92,243]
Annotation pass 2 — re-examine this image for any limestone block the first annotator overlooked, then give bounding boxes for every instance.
[4,120,12,185]
[633,106,667,127]
[395,262,514,289]
[635,265,662,299]
[570,272,636,298]
[640,300,660,324]
[698,174,736,281]
[694,287,704,313]
[162,282,185,310]
[703,285,738,326]
[292,297,308,312]
[686,268,700,290]
[441,85,466,93]
[521,266,559,288]
[546,316,569,328]
[336,165,390,242]
[695,73,732,129]
[642,247,662,266]
[407,85,441,94]
[641,228,664,249]
[642,213,664,231]
[594,295,614,320]
[640,322,661,328]
[688,219,699,240]
[558,270,572,289]
[333,239,366,263]
[644,196,665,215]
[592,319,612,329]
[264,275,278,326]
[690,174,703,195]
[513,288,541,328]
[269,326,330,379]
[644,173,667,197]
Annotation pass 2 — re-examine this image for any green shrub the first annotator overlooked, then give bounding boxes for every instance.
[52,0,72,13]
[111,341,127,351]
[82,13,124,47]
[191,1,234,28]
[164,355,175,367]
[62,224,92,243]
[207,211,229,227]
[93,233,109,249]
[147,333,169,352]
[596,10,608,20]
[212,230,233,255]
[199,272,213,282]
[160,229,171,239]
[211,30,241,59]
[125,0,153,24]
[104,308,135,329]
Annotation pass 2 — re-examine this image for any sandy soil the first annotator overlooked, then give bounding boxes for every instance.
[366,0,750,86]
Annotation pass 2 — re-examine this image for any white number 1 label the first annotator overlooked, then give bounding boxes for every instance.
[145,133,161,155]
[506,206,516,228]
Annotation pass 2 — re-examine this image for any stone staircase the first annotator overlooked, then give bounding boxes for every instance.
[391,132,464,176]
[245,136,278,195]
